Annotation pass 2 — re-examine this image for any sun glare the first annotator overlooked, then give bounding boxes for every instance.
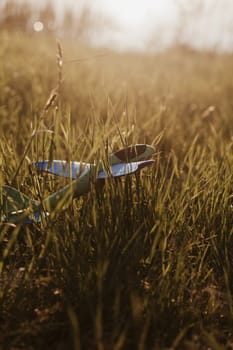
[33,21,44,32]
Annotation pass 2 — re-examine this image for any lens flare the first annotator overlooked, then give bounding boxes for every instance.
[33,21,44,32]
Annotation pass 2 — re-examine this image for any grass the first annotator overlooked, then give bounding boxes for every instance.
[1,30,233,349]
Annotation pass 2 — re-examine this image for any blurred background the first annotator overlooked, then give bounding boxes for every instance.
[0,0,233,52]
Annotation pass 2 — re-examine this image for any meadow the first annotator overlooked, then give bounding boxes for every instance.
[0,30,233,349]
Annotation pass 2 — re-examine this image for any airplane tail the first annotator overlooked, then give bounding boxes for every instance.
[2,185,38,213]
[1,169,92,223]
[1,185,41,224]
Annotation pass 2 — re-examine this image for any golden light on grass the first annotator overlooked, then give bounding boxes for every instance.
[0,29,233,350]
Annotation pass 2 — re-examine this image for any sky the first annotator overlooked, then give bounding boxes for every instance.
[52,0,233,52]
[1,0,233,52]
[89,0,178,51]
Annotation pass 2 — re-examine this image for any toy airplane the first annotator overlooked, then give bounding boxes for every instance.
[1,144,155,224]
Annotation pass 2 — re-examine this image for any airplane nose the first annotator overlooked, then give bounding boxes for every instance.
[112,144,155,162]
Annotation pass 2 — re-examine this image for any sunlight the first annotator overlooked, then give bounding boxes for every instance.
[94,0,175,26]
[1,0,233,51]
[33,21,44,32]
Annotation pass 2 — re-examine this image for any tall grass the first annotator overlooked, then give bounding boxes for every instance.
[0,31,233,349]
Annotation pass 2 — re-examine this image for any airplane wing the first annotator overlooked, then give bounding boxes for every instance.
[35,160,91,179]
[98,160,155,179]
[35,144,155,179]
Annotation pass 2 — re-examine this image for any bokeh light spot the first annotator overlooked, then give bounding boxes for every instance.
[33,21,44,32]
